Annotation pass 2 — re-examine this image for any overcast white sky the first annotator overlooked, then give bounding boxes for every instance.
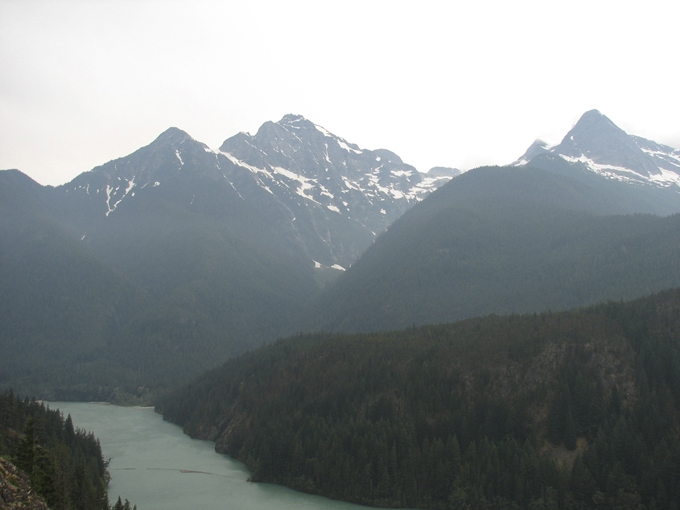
[1,0,679,186]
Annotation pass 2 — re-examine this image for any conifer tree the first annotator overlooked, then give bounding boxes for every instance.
[15,416,36,475]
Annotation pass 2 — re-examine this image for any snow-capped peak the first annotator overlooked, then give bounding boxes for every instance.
[216,114,456,266]
[514,110,680,189]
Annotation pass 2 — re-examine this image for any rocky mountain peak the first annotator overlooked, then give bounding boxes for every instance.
[516,110,680,188]
[555,110,661,178]
[215,115,456,266]
[152,126,193,147]
[57,126,226,218]
[279,113,314,128]
[570,108,611,129]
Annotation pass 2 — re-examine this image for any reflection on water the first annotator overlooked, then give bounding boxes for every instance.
[49,402,374,510]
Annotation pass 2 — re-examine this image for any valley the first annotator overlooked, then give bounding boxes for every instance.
[3,110,680,509]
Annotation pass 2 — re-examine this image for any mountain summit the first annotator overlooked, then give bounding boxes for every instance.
[515,110,680,191]
[217,114,453,266]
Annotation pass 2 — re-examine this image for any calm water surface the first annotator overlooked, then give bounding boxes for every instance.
[49,402,376,510]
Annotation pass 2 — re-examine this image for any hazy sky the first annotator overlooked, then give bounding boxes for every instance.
[1,0,679,186]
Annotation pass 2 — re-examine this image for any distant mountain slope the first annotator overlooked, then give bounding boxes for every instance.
[0,170,147,398]
[4,110,680,401]
[302,165,680,333]
[159,288,680,509]
[0,161,320,399]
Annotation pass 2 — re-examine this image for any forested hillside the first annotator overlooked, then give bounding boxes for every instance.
[0,171,148,401]
[0,391,134,509]
[159,288,680,509]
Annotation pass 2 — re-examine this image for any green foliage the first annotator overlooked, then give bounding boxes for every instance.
[111,496,136,510]
[0,390,132,510]
[160,288,680,509]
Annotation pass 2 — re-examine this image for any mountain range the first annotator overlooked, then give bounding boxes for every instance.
[0,115,455,400]
[2,109,680,401]
[4,107,680,508]
[58,114,457,269]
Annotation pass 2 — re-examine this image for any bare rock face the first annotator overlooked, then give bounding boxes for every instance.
[0,458,49,510]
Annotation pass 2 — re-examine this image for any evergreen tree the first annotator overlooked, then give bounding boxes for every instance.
[1,391,133,510]
[15,417,36,475]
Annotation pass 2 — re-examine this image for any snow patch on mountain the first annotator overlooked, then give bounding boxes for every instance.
[104,177,136,216]
[337,139,363,154]
[649,167,680,187]
[391,170,413,177]
[558,154,643,183]
[220,151,271,177]
[105,185,114,216]
[312,123,362,154]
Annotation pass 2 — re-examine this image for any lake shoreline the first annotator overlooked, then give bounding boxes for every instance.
[49,402,381,510]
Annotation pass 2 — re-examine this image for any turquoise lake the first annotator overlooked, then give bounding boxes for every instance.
[49,402,379,510]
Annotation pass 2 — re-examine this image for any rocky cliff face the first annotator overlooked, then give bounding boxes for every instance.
[0,458,50,510]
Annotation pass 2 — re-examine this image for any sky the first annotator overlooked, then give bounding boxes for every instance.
[1,0,679,187]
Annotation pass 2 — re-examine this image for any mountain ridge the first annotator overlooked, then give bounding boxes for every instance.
[53,114,456,268]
